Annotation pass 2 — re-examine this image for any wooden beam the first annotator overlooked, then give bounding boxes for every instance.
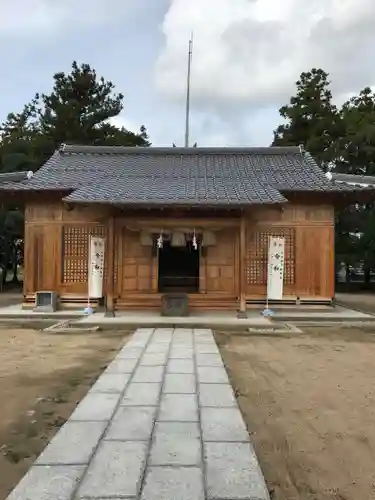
[237,213,247,318]
[105,216,115,317]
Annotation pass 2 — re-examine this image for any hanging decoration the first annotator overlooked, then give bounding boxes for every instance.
[157,232,164,249]
[192,230,198,250]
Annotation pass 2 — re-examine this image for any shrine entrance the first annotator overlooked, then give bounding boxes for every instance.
[158,240,200,293]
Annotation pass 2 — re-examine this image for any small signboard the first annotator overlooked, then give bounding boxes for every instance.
[267,236,285,301]
[88,236,105,298]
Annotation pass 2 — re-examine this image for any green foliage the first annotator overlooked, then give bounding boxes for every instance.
[274,69,375,284]
[0,61,150,165]
[0,61,150,285]
[273,68,341,170]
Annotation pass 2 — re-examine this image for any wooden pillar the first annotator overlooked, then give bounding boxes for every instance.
[237,213,247,318]
[105,216,115,317]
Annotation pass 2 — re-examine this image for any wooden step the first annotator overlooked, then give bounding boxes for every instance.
[115,295,238,312]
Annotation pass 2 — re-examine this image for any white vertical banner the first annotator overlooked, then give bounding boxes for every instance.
[88,236,105,298]
[267,236,285,301]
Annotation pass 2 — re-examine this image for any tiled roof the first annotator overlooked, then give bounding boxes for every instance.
[1,145,373,206]
[329,172,375,187]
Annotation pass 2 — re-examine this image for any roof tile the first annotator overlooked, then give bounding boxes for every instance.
[2,145,373,205]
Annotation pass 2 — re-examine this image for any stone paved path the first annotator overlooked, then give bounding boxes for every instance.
[7,328,269,500]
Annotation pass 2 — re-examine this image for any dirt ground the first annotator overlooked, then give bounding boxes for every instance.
[0,327,130,499]
[216,326,375,500]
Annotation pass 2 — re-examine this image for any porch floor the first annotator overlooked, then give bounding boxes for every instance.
[6,327,270,500]
[0,303,373,325]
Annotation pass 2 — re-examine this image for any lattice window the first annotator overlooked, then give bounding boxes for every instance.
[246,227,295,285]
[62,226,107,283]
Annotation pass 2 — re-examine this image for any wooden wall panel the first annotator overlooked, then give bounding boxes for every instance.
[245,203,335,300]
[25,202,62,222]
[119,229,153,293]
[205,229,237,294]
[251,204,334,225]
[23,224,61,294]
[296,226,334,298]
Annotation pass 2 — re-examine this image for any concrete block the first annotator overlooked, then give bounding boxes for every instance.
[194,344,219,354]
[194,328,213,335]
[201,407,249,442]
[36,421,106,465]
[171,342,193,349]
[169,347,194,359]
[167,359,195,373]
[140,353,168,366]
[174,328,193,334]
[105,406,157,441]
[205,442,270,500]
[115,346,144,359]
[198,383,236,407]
[121,382,161,406]
[105,358,138,373]
[133,366,164,383]
[90,373,131,393]
[141,466,204,500]
[194,336,215,343]
[158,394,198,422]
[70,393,119,421]
[144,343,170,354]
[77,441,148,498]
[134,328,155,335]
[152,331,173,343]
[126,338,149,347]
[163,373,196,393]
[149,422,201,466]
[6,465,85,500]
[197,366,229,384]
[195,353,223,367]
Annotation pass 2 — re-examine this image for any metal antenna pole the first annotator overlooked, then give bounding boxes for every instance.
[184,33,193,148]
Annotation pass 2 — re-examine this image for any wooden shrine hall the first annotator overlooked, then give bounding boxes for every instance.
[0,144,372,316]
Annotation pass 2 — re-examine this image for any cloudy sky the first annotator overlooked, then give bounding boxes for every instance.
[1,0,375,146]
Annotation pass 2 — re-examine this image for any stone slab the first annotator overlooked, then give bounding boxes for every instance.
[169,348,194,359]
[152,333,172,343]
[194,344,219,354]
[104,358,138,373]
[167,359,195,373]
[196,353,223,367]
[89,373,131,393]
[197,366,229,384]
[69,393,119,422]
[205,442,270,500]
[132,365,164,383]
[141,466,204,500]
[198,383,236,408]
[77,441,148,498]
[6,465,85,500]
[163,373,196,393]
[140,353,168,366]
[144,343,170,353]
[201,407,249,442]
[105,406,157,441]
[149,422,201,466]
[158,394,199,422]
[115,347,144,359]
[121,382,161,406]
[36,421,106,465]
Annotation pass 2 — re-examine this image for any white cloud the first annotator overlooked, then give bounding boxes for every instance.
[155,0,375,110]
[0,1,131,36]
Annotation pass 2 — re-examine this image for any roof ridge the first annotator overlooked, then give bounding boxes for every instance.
[59,144,302,156]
